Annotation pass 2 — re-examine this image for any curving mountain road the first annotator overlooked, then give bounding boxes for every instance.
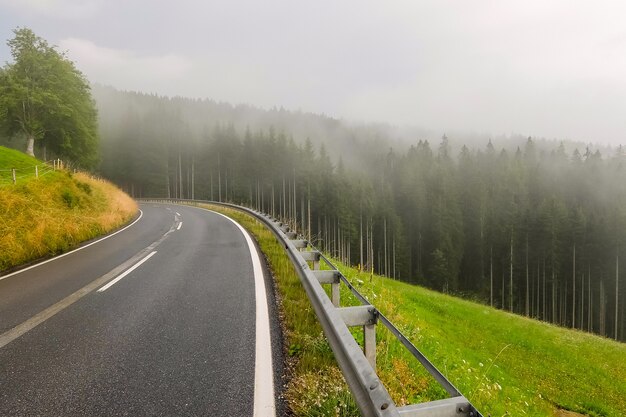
[0,203,280,416]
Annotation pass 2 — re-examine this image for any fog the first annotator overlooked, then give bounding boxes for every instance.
[2,0,626,145]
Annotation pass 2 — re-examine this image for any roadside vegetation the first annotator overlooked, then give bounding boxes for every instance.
[0,146,137,272]
[200,203,625,417]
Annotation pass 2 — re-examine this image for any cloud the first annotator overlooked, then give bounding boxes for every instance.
[0,0,102,19]
[59,38,192,92]
[4,0,626,144]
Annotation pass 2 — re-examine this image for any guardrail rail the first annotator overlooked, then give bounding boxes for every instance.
[139,198,483,417]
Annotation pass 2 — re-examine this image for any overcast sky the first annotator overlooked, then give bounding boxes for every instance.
[1,0,626,145]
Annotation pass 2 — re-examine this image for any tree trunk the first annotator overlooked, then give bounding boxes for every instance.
[537,260,540,317]
[271,183,275,216]
[166,159,171,198]
[191,156,195,200]
[282,177,286,219]
[393,236,396,279]
[178,152,182,199]
[614,252,619,340]
[217,154,222,202]
[580,271,585,331]
[490,246,493,307]
[600,279,606,336]
[543,258,546,320]
[510,237,513,312]
[587,264,593,332]
[526,235,529,316]
[572,245,576,329]
[384,218,388,277]
[360,204,363,271]
[26,135,35,157]
[552,272,556,323]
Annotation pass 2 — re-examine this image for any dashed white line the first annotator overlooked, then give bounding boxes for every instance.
[176,212,181,216]
[177,222,183,230]
[97,251,157,292]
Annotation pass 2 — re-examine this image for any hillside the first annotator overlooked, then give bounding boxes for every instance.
[198,203,625,417]
[335,264,626,416]
[0,146,137,272]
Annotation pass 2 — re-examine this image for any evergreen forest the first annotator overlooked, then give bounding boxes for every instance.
[5,85,623,342]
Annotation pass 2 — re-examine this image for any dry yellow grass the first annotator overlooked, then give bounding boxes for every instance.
[0,170,137,272]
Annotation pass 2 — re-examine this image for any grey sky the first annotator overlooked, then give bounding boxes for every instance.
[1,0,626,145]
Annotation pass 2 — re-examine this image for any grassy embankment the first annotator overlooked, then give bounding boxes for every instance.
[0,146,137,272]
[201,203,625,417]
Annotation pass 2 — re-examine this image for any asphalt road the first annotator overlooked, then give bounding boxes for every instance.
[0,203,280,416]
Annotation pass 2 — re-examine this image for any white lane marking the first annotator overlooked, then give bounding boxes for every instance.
[177,222,183,230]
[208,210,276,417]
[176,212,181,216]
[0,210,178,349]
[97,251,157,292]
[0,210,144,282]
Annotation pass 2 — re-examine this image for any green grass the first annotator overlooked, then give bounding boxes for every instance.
[0,146,49,184]
[186,203,626,417]
[333,262,626,417]
[0,146,137,272]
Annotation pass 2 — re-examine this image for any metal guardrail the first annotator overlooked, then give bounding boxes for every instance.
[139,199,483,417]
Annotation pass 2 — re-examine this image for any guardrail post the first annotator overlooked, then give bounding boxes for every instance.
[313,270,341,306]
[12,169,16,184]
[300,251,321,270]
[331,282,340,307]
[338,306,378,369]
[35,165,38,179]
[364,322,376,370]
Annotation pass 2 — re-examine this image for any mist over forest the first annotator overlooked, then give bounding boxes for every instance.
[1,83,623,342]
[76,85,625,342]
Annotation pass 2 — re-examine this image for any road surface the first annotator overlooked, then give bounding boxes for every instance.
[0,203,280,416]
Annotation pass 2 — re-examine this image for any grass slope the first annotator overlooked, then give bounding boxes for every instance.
[0,146,46,183]
[0,146,137,272]
[200,204,625,417]
[337,264,626,417]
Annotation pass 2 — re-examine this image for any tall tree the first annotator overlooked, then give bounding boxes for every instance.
[0,27,99,167]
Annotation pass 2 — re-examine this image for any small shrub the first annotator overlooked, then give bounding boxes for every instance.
[61,189,80,208]
[75,181,92,195]
[289,343,302,357]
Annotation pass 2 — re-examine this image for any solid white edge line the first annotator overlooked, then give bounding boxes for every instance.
[177,222,183,230]
[97,251,157,292]
[208,210,276,417]
[0,210,144,282]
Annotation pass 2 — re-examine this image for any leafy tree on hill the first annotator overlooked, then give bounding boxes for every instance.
[0,27,98,168]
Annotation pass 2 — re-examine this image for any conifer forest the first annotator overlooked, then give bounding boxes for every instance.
[15,85,622,342]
